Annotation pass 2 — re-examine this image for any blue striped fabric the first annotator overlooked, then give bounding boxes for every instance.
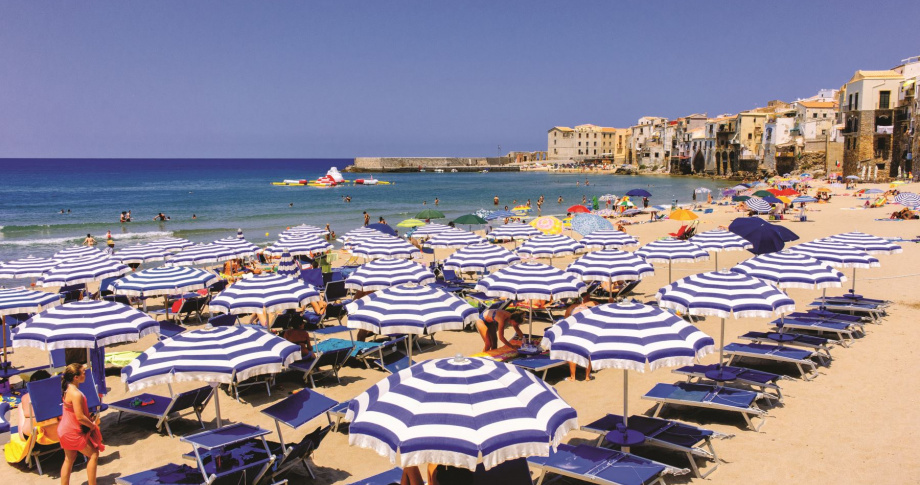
[690,229,753,252]
[0,288,62,316]
[825,231,902,255]
[474,262,586,301]
[566,250,654,283]
[487,223,540,241]
[731,251,846,289]
[53,246,106,261]
[38,255,131,287]
[410,223,453,238]
[345,259,435,291]
[147,237,194,252]
[351,236,421,261]
[167,244,239,266]
[516,235,585,259]
[656,271,795,318]
[210,274,320,314]
[264,234,333,256]
[283,224,329,237]
[345,284,477,335]
[13,300,158,350]
[212,237,260,258]
[744,197,772,213]
[578,230,639,250]
[423,229,486,249]
[789,239,880,268]
[345,356,578,471]
[342,226,388,243]
[0,256,59,279]
[121,325,300,390]
[110,266,220,296]
[275,251,300,279]
[570,213,613,236]
[894,192,920,208]
[542,301,714,371]
[635,238,709,263]
[442,243,520,273]
[113,244,169,265]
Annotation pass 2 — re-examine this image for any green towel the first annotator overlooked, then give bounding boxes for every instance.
[104,351,141,367]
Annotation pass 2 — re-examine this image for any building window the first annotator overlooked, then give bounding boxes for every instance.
[821,129,827,135]
[813,113,818,118]
[748,133,753,140]
[823,113,827,118]
[879,91,890,109]
[578,142,581,146]
[854,92,858,109]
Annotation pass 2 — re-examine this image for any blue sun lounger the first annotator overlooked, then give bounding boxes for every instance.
[822,291,890,307]
[259,388,336,480]
[109,385,214,438]
[581,414,726,478]
[642,382,768,431]
[509,353,568,380]
[673,364,786,402]
[348,467,402,485]
[723,342,822,380]
[288,342,354,387]
[738,331,835,359]
[771,318,861,346]
[0,402,11,445]
[528,443,678,485]
[807,301,886,321]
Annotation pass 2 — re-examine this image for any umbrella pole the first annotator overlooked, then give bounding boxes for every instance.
[668,260,672,283]
[212,383,223,427]
[851,268,857,294]
[408,334,413,363]
[715,252,719,271]
[528,304,533,343]
[719,317,725,367]
[1,316,7,366]
[623,369,629,427]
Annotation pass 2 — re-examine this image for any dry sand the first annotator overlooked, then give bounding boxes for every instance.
[3,181,919,484]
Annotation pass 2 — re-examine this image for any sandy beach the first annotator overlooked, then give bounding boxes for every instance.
[3,180,919,485]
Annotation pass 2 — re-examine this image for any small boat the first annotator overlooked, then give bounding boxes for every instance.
[434,169,445,173]
[450,168,458,173]
[480,169,489,173]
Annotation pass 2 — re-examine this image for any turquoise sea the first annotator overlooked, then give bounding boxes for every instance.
[0,159,727,263]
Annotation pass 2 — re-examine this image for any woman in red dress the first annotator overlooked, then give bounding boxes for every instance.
[58,363,104,485]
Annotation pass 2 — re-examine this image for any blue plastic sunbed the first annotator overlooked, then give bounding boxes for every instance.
[642,382,768,431]
[673,364,786,402]
[109,385,213,438]
[772,318,861,346]
[807,301,886,320]
[528,443,674,485]
[723,342,821,380]
[738,331,835,359]
[347,467,402,485]
[509,353,567,380]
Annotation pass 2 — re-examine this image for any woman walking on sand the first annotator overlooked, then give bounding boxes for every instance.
[58,363,104,485]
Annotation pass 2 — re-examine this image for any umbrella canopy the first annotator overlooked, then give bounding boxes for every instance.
[344,356,578,471]
[346,284,476,335]
[13,300,158,350]
[283,224,329,237]
[484,210,516,221]
[770,188,799,197]
[110,265,220,296]
[366,223,398,237]
[264,235,332,257]
[694,187,711,194]
[579,230,639,250]
[511,205,532,214]
[863,188,884,195]
[275,251,300,279]
[342,226,391,243]
[167,244,238,266]
[474,262,586,301]
[761,196,783,204]
[732,195,751,202]
[424,229,486,249]
[38,256,131,287]
[752,190,773,197]
[121,325,300,390]
[626,189,651,197]
[345,259,436,291]
[894,192,920,208]
[0,288,62,316]
[351,236,422,261]
[845,175,860,180]
[54,246,106,261]
[669,209,698,221]
[212,237,260,258]
[728,217,799,254]
[789,240,880,269]
[452,214,488,225]
[570,213,613,236]
[0,256,59,279]
[567,205,591,213]
[210,274,321,314]
[409,223,453,238]
[442,243,521,273]
[113,244,169,265]
[826,231,902,255]
[636,238,708,282]
[517,235,585,260]
[744,197,772,213]
[566,250,654,284]
[791,196,817,204]
[690,229,753,269]
[147,237,195,252]
[488,223,540,241]
[598,194,618,201]
[731,251,846,289]
[529,216,564,235]
[415,209,446,219]
[397,219,427,228]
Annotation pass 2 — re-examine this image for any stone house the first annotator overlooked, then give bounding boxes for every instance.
[839,69,904,179]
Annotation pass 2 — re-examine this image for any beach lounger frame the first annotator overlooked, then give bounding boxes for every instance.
[642,382,768,432]
[673,364,787,402]
[182,423,276,485]
[723,342,822,380]
[772,318,862,347]
[807,301,885,321]
[259,389,336,481]
[528,443,677,485]
[288,343,354,388]
[109,385,214,438]
[738,331,835,360]
[509,354,567,380]
[347,467,402,485]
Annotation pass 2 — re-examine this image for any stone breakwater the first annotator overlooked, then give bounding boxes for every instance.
[347,157,519,172]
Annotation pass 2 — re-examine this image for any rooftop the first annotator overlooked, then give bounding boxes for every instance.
[797,100,838,109]
[847,70,903,83]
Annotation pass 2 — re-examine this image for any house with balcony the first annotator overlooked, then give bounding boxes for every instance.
[891,56,920,179]
[840,69,904,179]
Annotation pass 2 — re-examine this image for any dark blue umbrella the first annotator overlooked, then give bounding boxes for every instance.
[761,196,783,204]
[626,189,651,197]
[485,209,515,221]
[728,217,799,255]
[366,223,397,236]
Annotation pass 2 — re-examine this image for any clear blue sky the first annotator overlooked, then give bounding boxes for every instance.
[1,1,917,158]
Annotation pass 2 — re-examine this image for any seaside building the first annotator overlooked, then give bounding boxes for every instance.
[839,69,904,179]
[672,113,709,173]
[732,110,769,173]
[891,56,920,180]
[627,117,669,169]
[762,112,796,174]
[547,124,624,161]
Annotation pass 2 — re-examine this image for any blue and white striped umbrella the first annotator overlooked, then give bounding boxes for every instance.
[825,231,902,255]
[0,256,59,279]
[790,239,881,293]
[474,262,586,301]
[423,229,486,249]
[121,325,300,390]
[210,274,320,314]
[167,244,238,266]
[516,235,585,262]
[275,251,300,279]
[345,356,578,471]
[570,213,613,236]
[147,237,194,252]
[566,250,654,285]
[13,300,158,350]
[342,227,388,243]
[212,237,260,258]
[578,230,640,250]
[113,244,169,265]
[485,209,515,221]
[0,288,62,316]
[409,223,453,238]
[284,224,329,237]
[38,256,131,287]
[54,246,106,261]
[442,243,520,273]
[487,223,540,242]
[635,238,708,282]
[351,236,421,261]
[744,197,772,213]
[690,229,753,269]
[791,196,817,204]
[110,266,220,296]
[894,192,920,208]
[731,251,846,289]
[345,259,436,291]
[264,235,333,257]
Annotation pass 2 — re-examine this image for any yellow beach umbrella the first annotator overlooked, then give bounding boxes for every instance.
[777,196,792,205]
[669,209,698,221]
[529,216,563,235]
[397,219,426,228]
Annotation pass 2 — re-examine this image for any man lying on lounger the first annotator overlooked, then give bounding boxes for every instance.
[475,309,525,352]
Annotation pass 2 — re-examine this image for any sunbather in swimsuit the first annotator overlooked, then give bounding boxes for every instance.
[474,309,524,352]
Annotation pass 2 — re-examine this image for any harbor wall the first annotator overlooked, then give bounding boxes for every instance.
[348,157,519,172]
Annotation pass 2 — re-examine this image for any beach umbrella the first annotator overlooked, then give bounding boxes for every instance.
[825,231,902,255]
[54,246,106,261]
[110,265,220,297]
[722,188,737,197]
[13,300,158,350]
[0,256,59,279]
[570,213,613,236]
[112,244,169,265]
[484,209,515,221]
[168,244,238,266]
[731,251,846,289]
[626,189,651,197]
[621,209,642,217]
[761,196,783,205]
[366,223,398,237]
[415,209,446,220]
[396,219,426,228]
[38,256,131,287]
[579,230,639,250]
[275,251,300,279]
[474,209,492,219]
[593,208,617,217]
[344,355,578,471]
[452,214,488,225]
[752,190,773,198]
[409,223,453,239]
[789,239,880,293]
[732,195,751,202]
[689,229,753,270]
[488,222,540,242]
[264,235,332,257]
[121,325,300,426]
[566,250,653,302]
[656,271,795,373]
[791,196,817,204]
[345,259,436,292]
[442,243,520,274]
[210,274,321,316]
[863,188,884,195]
[694,187,711,194]
[424,229,486,249]
[284,224,329,237]
[619,199,636,208]
[516,234,585,266]
[542,301,713,441]
[0,288,63,367]
[529,216,564,235]
[342,226,390,243]
[567,204,591,213]
[669,209,698,221]
[351,236,422,261]
[894,192,920,208]
[635,238,708,282]
[732,184,751,191]
[845,175,860,180]
[212,237,260,258]
[728,217,799,255]
[147,237,195,252]
[511,205,532,214]
[770,188,799,197]
[598,194,618,201]
[346,284,476,361]
[744,197,772,213]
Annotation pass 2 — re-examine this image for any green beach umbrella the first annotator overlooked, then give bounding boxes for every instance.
[592,196,599,211]
[753,190,773,197]
[397,219,426,228]
[452,214,488,225]
[416,209,446,219]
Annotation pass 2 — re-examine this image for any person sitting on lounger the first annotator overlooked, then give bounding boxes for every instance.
[4,371,59,464]
[282,319,315,360]
[563,299,594,381]
[474,308,525,352]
